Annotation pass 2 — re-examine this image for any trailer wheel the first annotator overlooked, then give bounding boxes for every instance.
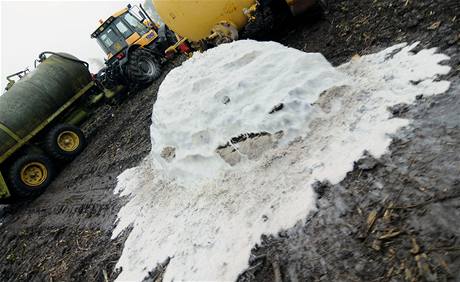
[45,124,86,161]
[8,154,55,198]
[126,48,161,86]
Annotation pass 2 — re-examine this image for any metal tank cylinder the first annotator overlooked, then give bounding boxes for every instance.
[0,53,91,156]
[151,0,317,42]
[152,0,255,41]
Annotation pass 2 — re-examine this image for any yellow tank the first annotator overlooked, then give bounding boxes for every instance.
[152,0,255,42]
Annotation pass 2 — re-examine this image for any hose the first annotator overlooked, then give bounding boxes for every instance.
[37,51,90,69]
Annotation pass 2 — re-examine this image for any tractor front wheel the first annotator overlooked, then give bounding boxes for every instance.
[126,48,161,86]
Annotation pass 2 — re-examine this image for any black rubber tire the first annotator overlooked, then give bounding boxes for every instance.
[0,195,18,205]
[126,48,161,86]
[8,154,55,198]
[45,124,86,161]
[318,0,329,11]
[240,6,276,40]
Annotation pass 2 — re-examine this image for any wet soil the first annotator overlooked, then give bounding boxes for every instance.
[238,0,460,281]
[0,0,459,281]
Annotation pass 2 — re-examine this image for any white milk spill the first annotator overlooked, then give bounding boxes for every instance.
[112,41,451,281]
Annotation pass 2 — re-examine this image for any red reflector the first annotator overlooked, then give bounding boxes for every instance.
[115,53,125,60]
[178,43,191,54]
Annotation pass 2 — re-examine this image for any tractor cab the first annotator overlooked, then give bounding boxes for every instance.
[91,4,183,88]
[91,5,159,61]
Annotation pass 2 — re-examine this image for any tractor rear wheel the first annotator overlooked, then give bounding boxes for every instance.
[8,154,55,198]
[126,48,161,86]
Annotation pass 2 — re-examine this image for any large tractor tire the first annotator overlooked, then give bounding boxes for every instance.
[240,5,277,40]
[126,48,161,86]
[45,124,87,161]
[8,154,55,198]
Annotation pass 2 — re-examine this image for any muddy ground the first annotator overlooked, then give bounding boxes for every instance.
[1,0,459,281]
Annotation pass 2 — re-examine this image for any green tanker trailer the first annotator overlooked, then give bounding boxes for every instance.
[0,52,104,200]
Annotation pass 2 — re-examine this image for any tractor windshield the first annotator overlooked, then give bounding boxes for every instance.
[122,12,149,36]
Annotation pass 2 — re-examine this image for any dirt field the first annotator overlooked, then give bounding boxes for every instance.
[0,0,459,281]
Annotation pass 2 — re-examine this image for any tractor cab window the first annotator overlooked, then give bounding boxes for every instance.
[97,27,127,55]
[123,12,148,36]
[100,28,116,49]
[115,20,132,39]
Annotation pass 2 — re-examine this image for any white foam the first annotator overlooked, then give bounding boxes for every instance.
[112,41,450,281]
[149,41,348,186]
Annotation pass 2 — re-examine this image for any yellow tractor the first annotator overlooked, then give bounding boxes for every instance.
[91,4,177,88]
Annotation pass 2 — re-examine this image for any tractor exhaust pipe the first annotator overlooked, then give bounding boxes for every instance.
[139,4,158,32]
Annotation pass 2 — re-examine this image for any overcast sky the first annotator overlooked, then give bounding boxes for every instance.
[1,0,140,90]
